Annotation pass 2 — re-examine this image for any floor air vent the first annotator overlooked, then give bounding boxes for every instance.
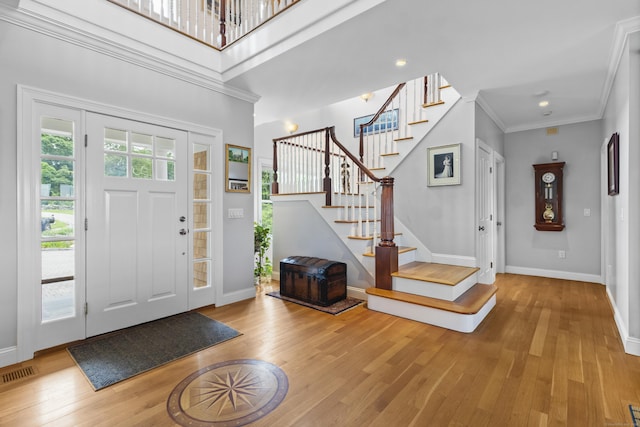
[1,366,36,384]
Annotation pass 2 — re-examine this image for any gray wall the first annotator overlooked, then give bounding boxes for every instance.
[272,200,373,288]
[0,21,255,350]
[394,100,476,256]
[475,103,505,156]
[504,121,602,276]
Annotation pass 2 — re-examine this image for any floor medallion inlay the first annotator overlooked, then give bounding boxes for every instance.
[167,359,288,426]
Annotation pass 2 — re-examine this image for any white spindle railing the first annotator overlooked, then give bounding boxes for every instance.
[272,128,383,241]
[109,0,301,49]
[360,74,447,173]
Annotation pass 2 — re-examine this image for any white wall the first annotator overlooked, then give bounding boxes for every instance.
[0,21,255,350]
[602,31,640,353]
[504,121,602,281]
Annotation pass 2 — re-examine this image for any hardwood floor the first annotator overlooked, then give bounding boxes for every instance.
[1,274,640,426]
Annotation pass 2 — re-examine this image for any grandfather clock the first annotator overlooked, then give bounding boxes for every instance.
[533,162,565,231]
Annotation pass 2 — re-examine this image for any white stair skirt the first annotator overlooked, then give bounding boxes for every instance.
[367,293,496,333]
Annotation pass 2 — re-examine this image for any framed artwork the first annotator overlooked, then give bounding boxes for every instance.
[225,144,251,193]
[354,109,399,138]
[607,132,619,196]
[427,143,461,186]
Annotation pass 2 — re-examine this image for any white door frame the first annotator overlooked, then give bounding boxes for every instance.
[495,152,506,273]
[16,85,223,362]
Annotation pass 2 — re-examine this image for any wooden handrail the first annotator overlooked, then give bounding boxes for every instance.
[359,83,406,162]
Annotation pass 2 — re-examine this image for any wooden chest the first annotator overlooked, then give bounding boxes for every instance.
[279,256,347,306]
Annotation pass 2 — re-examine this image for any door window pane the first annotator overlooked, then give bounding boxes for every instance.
[105,153,128,177]
[194,202,209,229]
[131,132,153,155]
[104,128,128,152]
[193,174,209,200]
[132,156,153,179]
[156,137,175,158]
[156,159,175,181]
[193,231,208,259]
[193,144,209,171]
[41,201,75,239]
[194,261,209,288]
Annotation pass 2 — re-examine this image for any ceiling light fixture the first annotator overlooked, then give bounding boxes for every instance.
[538,100,549,107]
[360,92,374,102]
[395,58,407,67]
[285,122,299,134]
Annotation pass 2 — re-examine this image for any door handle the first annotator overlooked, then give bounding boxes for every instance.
[478,226,485,231]
[179,216,186,223]
[179,229,188,236]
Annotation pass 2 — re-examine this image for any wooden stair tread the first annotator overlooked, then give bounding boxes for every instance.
[323,205,373,209]
[363,246,416,257]
[391,261,479,286]
[366,283,497,315]
[408,119,429,126]
[380,152,399,157]
[370,167,385,171]
[335,219,380,224]
[422,100,445,108]
[394,136,413,141]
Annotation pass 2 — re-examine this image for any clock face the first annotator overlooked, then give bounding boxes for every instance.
[542,172,556,184]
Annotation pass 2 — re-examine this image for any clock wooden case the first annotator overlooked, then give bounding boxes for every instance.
[533,162,565,231]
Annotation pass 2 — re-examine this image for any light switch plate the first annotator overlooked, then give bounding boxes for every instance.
[228,208,244,219]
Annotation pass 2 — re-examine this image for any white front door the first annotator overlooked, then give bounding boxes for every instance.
[86,113,189,337]
[476,140,494,284]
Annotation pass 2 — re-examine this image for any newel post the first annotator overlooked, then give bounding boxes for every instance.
[323,128,332,206]
[271,139,279,195]
[375,176,398,290]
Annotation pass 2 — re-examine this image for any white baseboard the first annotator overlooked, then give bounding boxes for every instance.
[0,346,18,369]
[347,286,368,301]
[218,287,257,306]
[606,286,640,357]
[271,271,280,282]
[505,265,603,284]
[431,253,476,267]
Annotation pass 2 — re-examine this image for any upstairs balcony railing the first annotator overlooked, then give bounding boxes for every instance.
[109,0,301,49]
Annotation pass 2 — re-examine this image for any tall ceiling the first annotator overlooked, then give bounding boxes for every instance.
[226,0,640,132]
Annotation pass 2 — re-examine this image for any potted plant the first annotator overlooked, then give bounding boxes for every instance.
[254,222,272,286]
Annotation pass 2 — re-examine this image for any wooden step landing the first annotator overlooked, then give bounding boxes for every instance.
[392,261,479,286]
[348,232,402,240]
[366,283,497,315]
[363,246,416,257]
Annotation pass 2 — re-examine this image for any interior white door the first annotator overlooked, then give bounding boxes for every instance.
[476,141,494,284]
[86,113,189,337]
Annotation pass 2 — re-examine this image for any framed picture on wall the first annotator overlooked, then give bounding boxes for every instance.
[225,144,251,193]
[607,132,619,196]
[353,109,399,138]
[427,143,461,186]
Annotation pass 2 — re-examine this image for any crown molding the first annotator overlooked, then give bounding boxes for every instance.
[503,113,602,134]
[0,1,260,104]
[598,16,640,118]
[474,92,507,133]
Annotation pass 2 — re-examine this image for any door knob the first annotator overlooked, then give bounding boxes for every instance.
[478,226,485,231]
[179,229,188,235]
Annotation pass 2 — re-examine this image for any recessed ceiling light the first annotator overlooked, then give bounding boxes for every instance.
[395,59,407,67]
[538,100,549,107]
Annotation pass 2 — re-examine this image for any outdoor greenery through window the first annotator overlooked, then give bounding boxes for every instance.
[104,128,176,180]
[40,117,77,322]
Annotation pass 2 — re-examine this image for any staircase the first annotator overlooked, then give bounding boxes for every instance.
[271,74,496,333]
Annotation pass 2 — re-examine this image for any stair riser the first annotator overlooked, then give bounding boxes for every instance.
[393,272,477,301]
[367,294,496,333]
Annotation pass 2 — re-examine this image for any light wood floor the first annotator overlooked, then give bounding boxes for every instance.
[1,274,640,426]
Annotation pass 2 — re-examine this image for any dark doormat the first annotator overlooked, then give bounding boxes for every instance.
[266,291,363,315]
[67,312,241,391]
